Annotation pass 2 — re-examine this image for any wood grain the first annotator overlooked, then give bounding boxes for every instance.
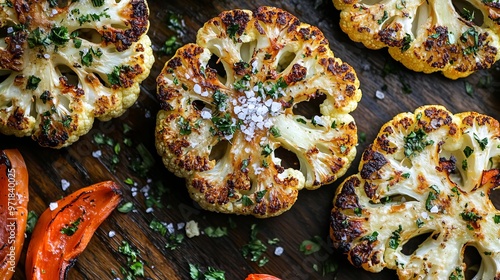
[2,0,500,279]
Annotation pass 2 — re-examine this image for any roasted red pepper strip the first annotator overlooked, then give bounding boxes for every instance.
[25,181,122,279]
[245,274,281,280]
[0,149,29,279]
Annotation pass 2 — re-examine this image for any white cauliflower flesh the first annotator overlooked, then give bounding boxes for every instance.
[333,0,500,79]
[0,0,153,148]
[330,105,500,279]
[156,6,361,217]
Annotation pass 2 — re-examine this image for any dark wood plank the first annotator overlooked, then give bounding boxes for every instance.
[2,0,499,279]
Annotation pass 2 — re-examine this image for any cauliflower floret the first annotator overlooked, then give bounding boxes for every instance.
[333,0,500,79]
[330,105,500,279]
[0,0,153,148]
[156,6,361,217]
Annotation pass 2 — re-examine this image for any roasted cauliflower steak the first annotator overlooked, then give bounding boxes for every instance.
[333,0,500,79]
[0,0,153,148]
[331,105,500,279]
[156,6,361,217]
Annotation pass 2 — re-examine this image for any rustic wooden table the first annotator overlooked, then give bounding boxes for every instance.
[3,0,499,279]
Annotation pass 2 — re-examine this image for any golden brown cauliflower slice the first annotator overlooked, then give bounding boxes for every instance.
[0,0,153,148]
[331,105,500,279]
[333,0,500,79]
[156,6,361,217]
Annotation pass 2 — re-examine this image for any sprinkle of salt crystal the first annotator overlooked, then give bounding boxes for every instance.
[61,179,70,191]
[193,84,202,94]
[430,205,439,213]
[49,202,58,211]
[375,90,385,100]
[233,87,284,141]
[274,246,284,256]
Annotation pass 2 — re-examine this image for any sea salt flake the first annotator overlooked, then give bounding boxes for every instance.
[430,205,439,213]
[375,90,385,100]
[92,150,102,158]
[61,179,70,191]
[49,202,58,211]
[108,230,116,238]
[274,246,284,256]
[193,84,202,94]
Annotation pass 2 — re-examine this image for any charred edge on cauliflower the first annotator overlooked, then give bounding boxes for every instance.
[1,27,27,71]
[101,0,149,51]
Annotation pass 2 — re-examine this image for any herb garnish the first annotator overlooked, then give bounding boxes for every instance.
[61,217,83,236]
[404,129,434,157]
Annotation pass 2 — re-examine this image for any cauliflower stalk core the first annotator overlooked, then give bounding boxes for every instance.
[333,0,500,79]
[330,105,500,279]
[156,6,361,217]
[0,0,153,147]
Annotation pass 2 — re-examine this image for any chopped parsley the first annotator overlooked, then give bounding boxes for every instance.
[91,0,104,7]
[402,173,410,179]
[354,207,362,216]
[241,195,254,206]
[210,113,237,137]
[241,159,249,172]
[61,115,72,127]
[27,27,50,48]
[425,187,439,211]
[401,33,413,52]
[464,81,474,96]
[204,226,228,238]
[463,146,474,158]
[26,210,38,234]
[261,144,273,157]
[77,10,111,26]
[49,26,70,46]
[117,201,134,213]
[270,126,281,137]
[80,47,103,67]
[416,218,424,228]
[462,159,468,171]
[493,215,500,224]
[60,217,83,236]
[71,31,82,48]
[165,233,184,250]
[255,190,267,202]
[460,211,481,222]
[460,27,479,55]
[118,240,145,278]
[404,129,434,157]
[299,236,322,255]
[449,267,464,280]
[227,24,239,40]
[189,263,225,280]
[241,224,269,267]
[160,36,182,56]
[361,231,379,243]
[212,90,228,111]
[473,133,488,151]
[296,118,307,124]
[149,219,168,236]
[377,10,388,24]
[107,66,122,86]
[26,75,42,90]
[388,225,402,249]
[178,116,192,135]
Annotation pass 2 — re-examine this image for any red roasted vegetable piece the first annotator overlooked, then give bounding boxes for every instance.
[25,181,122,279]
[245,274,281,280]
[0,149,29,279]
